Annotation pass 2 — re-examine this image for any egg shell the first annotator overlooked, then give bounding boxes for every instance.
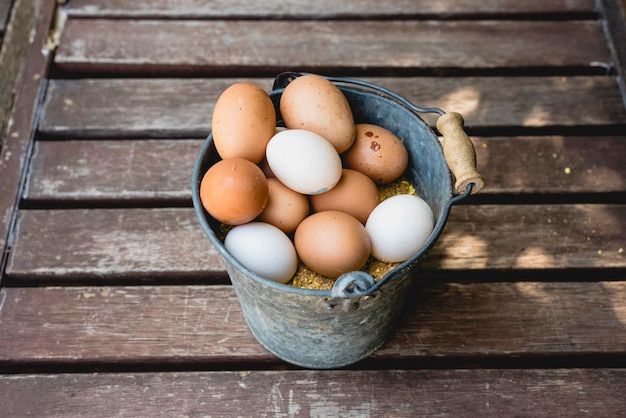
[366,194,434,263]
[212,82,277,163]
[199,157,268,225]
[257,127,288,179]
[294,211,371,279]
[280,74,356,153]
[310,169,379,224]
[344,123,409,185]
[225,222,298,284]
[259,178,310,234]
[265,129,342,195]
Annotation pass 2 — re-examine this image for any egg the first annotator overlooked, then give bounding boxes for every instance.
[199,157,268,225]
[211,82,277,163]
[344,123,409,185]
[280,74,356,153]
[259,178,310,234]
[265,129,342,195]
[257,127,288,178]
[258,157,275,179]
[225,222,298,284]
[365,194,434,263]
[294,211,371,279]
[309,169,379,224]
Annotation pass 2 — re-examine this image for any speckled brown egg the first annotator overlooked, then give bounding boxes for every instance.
[212,82,276,164]
[294,211,371,279]
[280,74,356,153]
[259,178,310,234]
[344,123,409,185]
[199,157,268,225]
[309,169,379,224]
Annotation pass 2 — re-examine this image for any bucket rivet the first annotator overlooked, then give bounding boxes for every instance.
[317,298,335,310]
[359,290,382,307]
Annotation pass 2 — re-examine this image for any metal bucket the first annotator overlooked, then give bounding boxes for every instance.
[192,73,483,369]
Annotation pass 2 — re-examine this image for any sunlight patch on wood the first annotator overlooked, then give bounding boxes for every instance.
[515,246,554,268]
[437,86,481,119]
[601,282,626,326]
[523,105,551,127]
[514,282,553,305]
[440,232,488,269]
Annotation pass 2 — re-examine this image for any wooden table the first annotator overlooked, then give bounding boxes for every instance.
[1,0,626,416]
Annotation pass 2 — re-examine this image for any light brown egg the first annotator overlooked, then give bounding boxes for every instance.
[259,178,310,234]
[212,82,276,164]
[344,123,409,185]
[280,74,356,153]
[294,211,371,279]
[257,127,287,178]
[309,169,379,224]
[258,157,275,179]
[199,157,268,225]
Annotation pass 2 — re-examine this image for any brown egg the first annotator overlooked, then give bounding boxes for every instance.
[280,74,356,153]
[259,178,310,234]
[294,211,371,279]
[310,169,379,224]
[212,82,276,164]
[199,158,268,225]
[344,123,409,184]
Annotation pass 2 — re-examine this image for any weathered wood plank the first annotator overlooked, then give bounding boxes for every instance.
[5,205,625,283]
[67,0,597,19]
[54,19,610,75]
[0,0,55,270]
[38,78,240,139]
[5,208,225,283]
[472,136,626,196]
[24,139,202,206]
[23,136,626,205]
[37,76,626,139]
[2,369,625,417]
[0,282,624,365]
[0,286,262,365]
[424,204,626,271]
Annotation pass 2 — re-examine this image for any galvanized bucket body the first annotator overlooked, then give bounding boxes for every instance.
[192,74,471,369]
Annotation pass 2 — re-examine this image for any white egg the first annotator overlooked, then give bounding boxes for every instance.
[265,129,342,195]
[365,194,434,263]
[224,222,298,283]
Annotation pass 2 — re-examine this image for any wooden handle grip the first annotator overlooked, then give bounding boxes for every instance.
[436,112,484,195]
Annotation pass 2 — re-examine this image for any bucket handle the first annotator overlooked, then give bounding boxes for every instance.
[330,271,377,299]
[273,72,484,195]
[436,113,484,195]
[316,271,380,312]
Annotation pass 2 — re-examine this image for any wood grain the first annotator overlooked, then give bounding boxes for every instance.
[0,0,55,269]
[0,282,624,366]
[66,0,597,19]
[5,205,625,283]
[23,136,626,206]
[5,208,226,283]
[38,76,626,139]
[24,139,203,206]
[2,369,625,417]
[1,0,625,414]
[471,136,626,195]
[54,19,610,75]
